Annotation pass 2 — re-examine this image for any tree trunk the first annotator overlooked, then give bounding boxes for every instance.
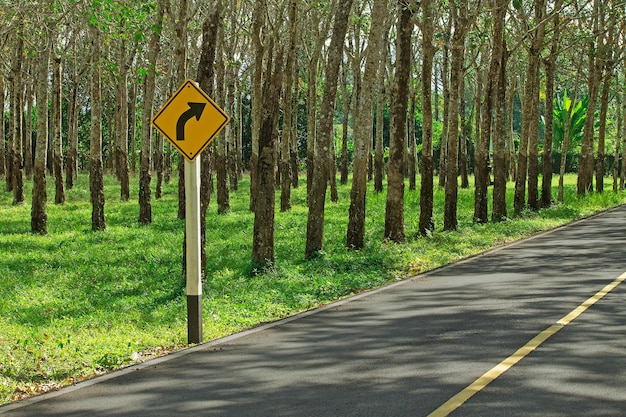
[577,0,601,195]
[66,57,79,189]
[474,0,506,223]
[340,65,351,186]
[31,38,51,234]
[115,40,131,202]
[613,96,621,193]
[438,23,451,188]
[492,39,509,221]
[138,0,166,224]
[374,55,386,193]
[24,84,33,179]
[0,76,5,179]
[216,25,230,215]
[11,35,25,206]
[443,0,470,231]
[306,0,354,258]
[408,84,417,191]
[280,1,297,212]
[595,74,611,193]
[252,47,283,268]
[528,0,546,212]
[418,0,436,235]
[346,0,388,249]
[52,54,65,205]
[90,24,106,231]
[384,0,412,242]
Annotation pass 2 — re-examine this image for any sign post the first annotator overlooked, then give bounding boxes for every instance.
[152,79,230,344]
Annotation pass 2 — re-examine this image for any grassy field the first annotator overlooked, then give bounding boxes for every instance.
[1,172,625,404]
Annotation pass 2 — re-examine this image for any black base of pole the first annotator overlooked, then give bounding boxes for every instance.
[187,295,202,344]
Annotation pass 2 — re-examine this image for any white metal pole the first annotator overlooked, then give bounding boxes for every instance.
[185,157,202,344]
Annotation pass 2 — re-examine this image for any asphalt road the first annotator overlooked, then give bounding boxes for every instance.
[2,205,626,417]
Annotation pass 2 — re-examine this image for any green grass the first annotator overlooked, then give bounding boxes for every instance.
[1,172,624,403]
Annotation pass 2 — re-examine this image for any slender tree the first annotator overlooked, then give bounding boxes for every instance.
[474,0,506,224]
[52,52,65,205]
[89,21,105,231]
[444,0,477,230]
[346,0,388,249]
[418,0,436,235]
[306,0,354,258]
[31,36,51,234]
[384,0,413,242]
[138,0,166,224]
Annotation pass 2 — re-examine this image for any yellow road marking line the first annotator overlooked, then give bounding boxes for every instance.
[427,272,626,417]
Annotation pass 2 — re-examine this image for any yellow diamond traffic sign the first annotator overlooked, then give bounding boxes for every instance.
[152,79,230,161]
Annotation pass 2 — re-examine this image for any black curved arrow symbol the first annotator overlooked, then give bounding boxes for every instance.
[176,102,207,141]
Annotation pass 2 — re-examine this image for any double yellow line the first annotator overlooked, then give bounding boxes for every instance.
[428,272,626,417]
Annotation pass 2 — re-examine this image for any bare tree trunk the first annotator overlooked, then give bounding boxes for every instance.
[346,0,388,249]
[384,0,412,242]
[418,0,436,235]
[595,74,611,193]
[444,0,477,230]
[32,38,51,234]
[129,82,137,175]
[340,64,351,186]
[66,52,79,189]
[541,0,561,207]
[0,76,5,179]
[138,0,166,224]
[252,45,283,268]
[24,84,33,179]
[90,24,106,231]
[492,39,509,221]
[515,0,546,214]
[11,35,25,206]
[613,95,621,193]
[577,0,601,195]
[408,82,417,191]
[216,22,230,215]
[474,0,506,223]
[306,0,354,258]
[621,93,626,191]
[280,0,298,211]
[374,50,386,193]
[52,53,65,205]
[438,23,451,188]
[115,40,131,202]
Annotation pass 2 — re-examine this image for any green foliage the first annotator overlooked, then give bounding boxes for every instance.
[552,91,588,151]
[1,173,624,404]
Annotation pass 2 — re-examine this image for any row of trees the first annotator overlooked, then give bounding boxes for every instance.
[1,0,626,271]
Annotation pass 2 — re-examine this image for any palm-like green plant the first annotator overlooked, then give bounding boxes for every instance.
[552,90,588,152]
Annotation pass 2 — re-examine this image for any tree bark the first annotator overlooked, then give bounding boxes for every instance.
[281,0,298,211]
[595,74,611,193]
[52,53,65,205]
[577,0,601,195]
[541,0,561,207]
[306,0,354,258]
[89,24,106,231]
[474,0,505,223]
[418,0,436,235]
[252,47,283,268]
[346,0,388,249]
[443,0,471,231]
[32,38,51,234]
[384,0,412,242]
[492,39,509,221]
[138,0,166,224]
[11,35,25,206]
[0,75,5,179]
